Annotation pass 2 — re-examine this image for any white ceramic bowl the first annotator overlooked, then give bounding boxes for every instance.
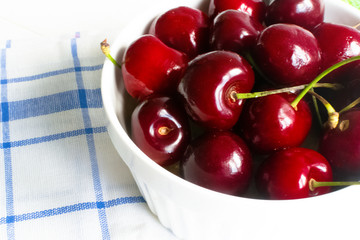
[101,1,360,239]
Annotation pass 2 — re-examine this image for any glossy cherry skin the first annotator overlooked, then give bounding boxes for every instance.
[319,109,360,177]
[210,9,264,54]
[177,51,255,130]
[312,22,360,83]
[122,34,188,100]
[181,130,252,196]
[208,0,266,22]
[256,147,333,200]
[238,93,312,154]
[131,95,191,166]
[149,6,210,59]
[265,0,324,31]
[252,23,321,86]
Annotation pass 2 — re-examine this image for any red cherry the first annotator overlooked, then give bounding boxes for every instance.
[238,93,312,154]
[256,147,333,200]
[319,109,360,177]
[265,0,325,31]
[181,130,252,196]
[208,0,266,22]
[131,95,191,166]
[122,34,188,100]
[177,50,255,130]
[252,23,322,86]
[149,6,210,59]
[210,9,264,54]
[312,22,360,83]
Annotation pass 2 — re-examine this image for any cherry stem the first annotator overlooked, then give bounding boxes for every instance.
[245,53,270,82]
[100,39,122,69]
[308,90,336,114]
[309,178,360,192]
[308,90,339,129]
[311,93,323,126]
[291,56,360,108]
[339,97,360,114]
[235,83,341,100]
[354,22,360,29]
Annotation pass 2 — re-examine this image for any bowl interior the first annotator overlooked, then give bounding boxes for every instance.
[101,0,360,238]
[103,0,360,199]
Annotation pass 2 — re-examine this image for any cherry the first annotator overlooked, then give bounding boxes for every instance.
[131,95,191,166]
[122,34,188,100]
[251,23,322,86]
[318,109,360,177]
[312,22,360,83]
[209,9,264,54]
[238,92,312,154]
[265,0,325,31]
[177,50,255,130]
[180,130,252,196]
[149,6,210,60]
[208,0,266,22]
[256,147,333,200]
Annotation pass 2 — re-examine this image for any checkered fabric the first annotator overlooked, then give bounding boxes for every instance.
[0,33,177,240]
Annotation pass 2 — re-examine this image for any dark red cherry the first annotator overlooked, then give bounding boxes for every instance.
[208,0,266,22]
[265,0,325,31]
[131,95,191,166]
[181,130,252,195]
[122,34,188,100]
[252,23,321,86]
[177,51,255,130]
[239,93,312,154]
[210,9,264,54]
[312,22,360,83]
[319,109,360,177]
[149,6,210,59]
[256,147,333,200]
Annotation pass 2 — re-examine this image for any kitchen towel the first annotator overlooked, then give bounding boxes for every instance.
[0,33,177,239]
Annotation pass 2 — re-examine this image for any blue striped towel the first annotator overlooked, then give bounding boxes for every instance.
[0,33,177,240]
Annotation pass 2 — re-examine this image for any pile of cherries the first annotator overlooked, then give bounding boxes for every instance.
[106,0,360,200]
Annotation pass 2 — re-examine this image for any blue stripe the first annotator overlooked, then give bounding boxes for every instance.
[2,42,15,239]
[71,35,110,240]
[0,89,102,122]
[5,40,11,49]
[0,126,107,149]
[1,65,103,84]
[0,196,145,225]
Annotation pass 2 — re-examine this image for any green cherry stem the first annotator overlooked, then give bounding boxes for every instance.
[308,90,336,114]
[245,53,270,82]
[291,56,360,108]
[339,97,360,114]
[100,39,122,69]
[308,90,339,129]
[309,178,360,192]
[235,83,341,100]
[311,93,323,126]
